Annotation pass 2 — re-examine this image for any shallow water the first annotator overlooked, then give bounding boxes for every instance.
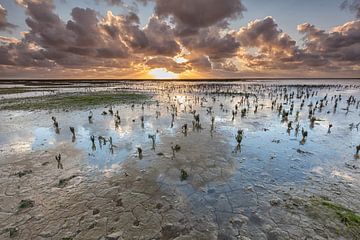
[0,80,360,239]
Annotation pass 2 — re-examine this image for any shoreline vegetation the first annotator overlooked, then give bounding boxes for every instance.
[0,92,151,110]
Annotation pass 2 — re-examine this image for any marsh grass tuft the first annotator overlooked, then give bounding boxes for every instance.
[58,175,77,188]
[180,169,188,181]
[18,199,35,209]
[306,197,360,238]
[0,92,150,110]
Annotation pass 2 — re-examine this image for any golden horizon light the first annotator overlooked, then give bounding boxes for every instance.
[148,68,179,79]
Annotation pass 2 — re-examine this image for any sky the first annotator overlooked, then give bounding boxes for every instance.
[0,0,359,79]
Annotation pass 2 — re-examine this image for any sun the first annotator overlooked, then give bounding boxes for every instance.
[148,68,179,79]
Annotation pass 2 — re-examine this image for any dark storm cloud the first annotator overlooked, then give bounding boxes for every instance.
[0,4,18,32]
[341,0,360,18]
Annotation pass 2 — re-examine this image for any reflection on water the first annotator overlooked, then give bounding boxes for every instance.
[0,80,360,239]
[1,80,359,177]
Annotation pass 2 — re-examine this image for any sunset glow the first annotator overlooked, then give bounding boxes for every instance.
[0,0,359,78]
[148,68,179,79]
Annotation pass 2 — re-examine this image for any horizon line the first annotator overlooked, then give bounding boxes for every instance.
[0,77,359,82]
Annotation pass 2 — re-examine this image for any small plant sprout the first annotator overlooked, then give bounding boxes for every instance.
[108,106,114,115]
[328,124,333,133]
[180,169,188,181]
[182,124,188,135]
[69,127,76,142]
[194,114,200,124]
[171,144,181,157]
[140,116,144,128]
[235,129,244,148]
[109,136,114,154]
[148,134,156,150]
[115,114,121,128]
[295,123,300,136]
[52,116,60,134]
[98,136,107,148]
[287,121,293,135]
[90,135,96,151]
[310,116,316,128]
[295,111,300,122]
[241,108,246,117]
[211,116,215,132]
[301,128,308,145]
[55,154,63,169]
[192,114,202,130]
[287,121,293,130]
[137,147,143,159]
[88,111,93,123]
[171,113,175,128]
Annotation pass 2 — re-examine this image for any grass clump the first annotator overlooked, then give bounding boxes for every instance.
[308,196,360,238]
[0,92,151,110]
[13,169,32,178]
[2,227,19,238]
[18,199,35,209]
[58,175,77,188]
[180,169,188,181]
[318,199,360,227]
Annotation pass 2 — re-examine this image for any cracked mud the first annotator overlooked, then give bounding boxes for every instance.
[0,80,360,239]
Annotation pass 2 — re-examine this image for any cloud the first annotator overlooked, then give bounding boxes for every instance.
[0,36,21,44]
[341,0,360,18]
[0,4,18,32]
[298,20,360,62]
[187,55,212,71]
[142,16,181,56]
[237,17,297,56]
[180,24,240,60]
[100,0,123,5]
[140,0,246,35]
[0,0,182,72]
[146,56,190,73]
[235,17,303,70]
[0,0,359,78]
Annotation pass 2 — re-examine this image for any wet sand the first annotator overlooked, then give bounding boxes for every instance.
[0,80,359,239]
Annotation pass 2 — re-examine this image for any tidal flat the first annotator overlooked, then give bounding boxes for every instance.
[0,79,359,240]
